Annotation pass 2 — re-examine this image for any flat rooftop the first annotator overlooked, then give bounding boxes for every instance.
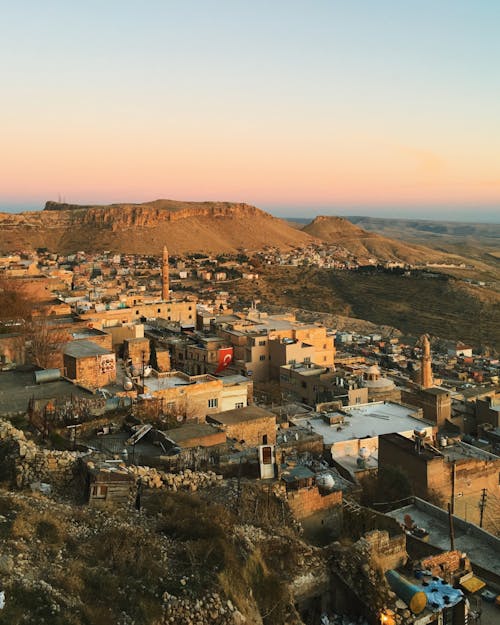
[386,499,500,576]
[292,402,431,446]
[164,422,224,445]
[145,373,217,391]
[0,369,92,415]
[209,405,275,425]
[219,374,249,385]
[64,340,111,358]
[442,441,500,463]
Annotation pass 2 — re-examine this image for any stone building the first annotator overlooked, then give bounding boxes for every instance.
[211,310,335,382]
[123,337,150,368]
[85,459,135,509]
[378,432,500,531]
[142,371,251,421]
[63,340,116,388]
[207,405,276,447]
[77,297,196,329]
[163,422,226,449]
[279,362,368,408]
[362,364,401,403]
[402,387,451,427]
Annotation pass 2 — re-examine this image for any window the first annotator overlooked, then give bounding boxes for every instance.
[258,340,266,346]
[188,314,192,319]
[301,381,307,389]
[157,308,161,313]
[208,398,218,408]
[188,306,192,310]
[235,402,244,409]
[304,357,311,363]
[136,310,139,315]
[259,355,266,361]
[91,484,107,499]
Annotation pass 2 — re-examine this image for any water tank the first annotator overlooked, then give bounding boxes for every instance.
[440,436,448,447]
[130,365,141,377]
[34,369,61,384]
[123,377,133,391]
[385,570,427,614]
[316,473,335,490]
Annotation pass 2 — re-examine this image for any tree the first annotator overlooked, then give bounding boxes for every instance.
[26,317,70,369]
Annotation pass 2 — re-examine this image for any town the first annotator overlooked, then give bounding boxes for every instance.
[0,244,499,625]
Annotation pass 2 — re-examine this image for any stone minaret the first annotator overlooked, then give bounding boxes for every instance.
[420,334,433,389]
[161,246,169,300]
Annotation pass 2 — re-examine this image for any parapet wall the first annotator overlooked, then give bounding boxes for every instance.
[286,486,342,519]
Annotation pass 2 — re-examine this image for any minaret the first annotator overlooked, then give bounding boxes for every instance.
[421,334,433,389]
[161,246,169,301]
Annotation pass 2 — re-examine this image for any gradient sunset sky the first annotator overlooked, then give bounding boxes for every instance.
[1,1,499,221]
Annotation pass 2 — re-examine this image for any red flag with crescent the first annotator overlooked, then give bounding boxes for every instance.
[215,347,233,373]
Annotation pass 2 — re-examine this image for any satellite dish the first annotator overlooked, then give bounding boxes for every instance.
[359,447,371,459]
[176,414,184,422]
[143,366,152,378]
[123,378,133,391]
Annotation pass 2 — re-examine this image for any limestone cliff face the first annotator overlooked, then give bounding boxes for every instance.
[0,199,311,254]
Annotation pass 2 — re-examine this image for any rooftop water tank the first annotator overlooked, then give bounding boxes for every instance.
[34,369,61,384]
[316,473,335,490]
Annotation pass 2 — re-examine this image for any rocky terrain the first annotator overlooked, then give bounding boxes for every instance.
[0,200,312,255]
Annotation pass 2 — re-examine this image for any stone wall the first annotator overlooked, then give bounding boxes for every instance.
[0,419,79,489]
[287,486,342,519]
[358,530,407,572]
[0,419,224,495]
[161,592,247,625]
[127,465,224,491]
[419,551,463,579]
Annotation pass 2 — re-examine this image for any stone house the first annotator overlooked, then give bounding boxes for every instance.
[207,405,276,447]
[63,340,116,388]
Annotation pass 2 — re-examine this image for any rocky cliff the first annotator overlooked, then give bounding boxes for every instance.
[0,199,312,255]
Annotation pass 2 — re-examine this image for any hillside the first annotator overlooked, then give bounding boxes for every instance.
[0,200,312,255]
[346,216,500,267]
[301,216,471,265]
[227,264,500,350]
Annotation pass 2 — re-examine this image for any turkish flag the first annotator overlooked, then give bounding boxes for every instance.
[215,347,233,373]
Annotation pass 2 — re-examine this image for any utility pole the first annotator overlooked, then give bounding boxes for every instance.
[447,502,455,551]
[479,488,487,528]
[450,460,456,514]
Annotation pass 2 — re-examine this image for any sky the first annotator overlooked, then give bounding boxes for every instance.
[1,1,499,222]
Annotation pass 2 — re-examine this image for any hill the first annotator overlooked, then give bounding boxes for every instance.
[301,216,471,265]
[227,264,500,350]
[0,200,312,255]
[346,216,500,267]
